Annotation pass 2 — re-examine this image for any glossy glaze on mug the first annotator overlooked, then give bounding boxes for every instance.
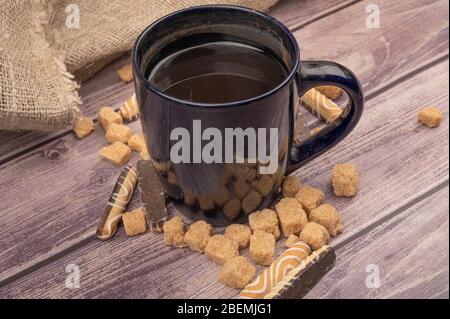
[132,5,364,226]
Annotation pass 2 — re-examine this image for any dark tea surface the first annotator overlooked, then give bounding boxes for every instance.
[148,40,288,104]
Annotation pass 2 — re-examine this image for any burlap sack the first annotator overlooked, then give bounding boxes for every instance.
[0,0,278,132]
[0,0,81,131]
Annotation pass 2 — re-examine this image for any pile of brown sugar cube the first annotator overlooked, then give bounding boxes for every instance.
[162,162,359,289]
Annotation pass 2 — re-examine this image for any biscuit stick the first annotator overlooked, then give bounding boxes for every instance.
[119,94,139,122]
[301,88,343,123]
[264,245,336,299]
[240,241,311,299]
[96,165,137,240]
[137,160,167,232]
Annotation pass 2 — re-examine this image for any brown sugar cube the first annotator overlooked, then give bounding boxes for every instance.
[275,197,308,236]
[184,191,197,207]
[295,185,325,215]
[223,198,242,221]
[205,235,239,265]
[418,107,443,128]
[284,234,299,248]
[122,208,147,236]
[98,107,123,130]
[219,256,256,289]
[234,179,250,200]
[212,186,230,207]
[316,85,343,100]
[168,171,178,185]
[230,164,257,182]
[248,208,280,239]
[224,224,252,249]
[73,116,95,139]
[184,220,212,253]
[198,195,214,211]
[105,123,132,144]
[140,149,150,160]
[255,175,274,197]
[128,134,146,152]
[118,64,133,82]
[299,222,330,251]
[163,216,186,248]
[309,204,343,237]
[250,230,276,265]
[242,190,263,215]
[332,163,359,197]
[100,142,132,166]
[282,175,301,198]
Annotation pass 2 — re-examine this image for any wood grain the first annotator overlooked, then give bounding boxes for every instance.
[0,0,349,164]
[306,186,449,299]
[0,57,447,298]
[0,0,447,285]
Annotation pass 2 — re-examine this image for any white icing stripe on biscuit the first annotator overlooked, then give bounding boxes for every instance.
[240,241,312,299]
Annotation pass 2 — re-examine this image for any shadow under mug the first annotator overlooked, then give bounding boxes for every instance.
[132,5,364,226]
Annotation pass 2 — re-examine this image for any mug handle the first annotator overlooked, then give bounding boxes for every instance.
[286,61,364,173]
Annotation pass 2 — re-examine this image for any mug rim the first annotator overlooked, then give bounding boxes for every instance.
[132,5,300,109]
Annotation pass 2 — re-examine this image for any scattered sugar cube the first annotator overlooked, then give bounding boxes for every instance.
[309,204,343,237]
[255,175,274,197]
[168,171,178,185]
[295,185,325,214]
[198,195,214,211]
[332,163,359,197]
[234,179,250,200]
[122,208,147,236]
[282,175,301,198]
[224,224,251,249]
[184,220,212,253]
[105,123,132,144]
[100,142,131,166]
[118,64,133,82]
[218,256,256,289]
[250,230,275,265]
[284,234,299,248]
[98,107,123,130]
[418,107,443,128]
[212,186,231,207]
[242,190,262,215]
[248,209,280,239]
[223,198,242,221]
[128,134,146,152]
[299,222,330,250]
[316,85,343,100]
[73,116,95,139]
[275,197,308,236]
[205,235,239,265]
[163,216,186,248]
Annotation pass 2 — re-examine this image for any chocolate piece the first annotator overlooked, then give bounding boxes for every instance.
[263,246,336,299]
[96,165,137,240]
[137,160,167,232]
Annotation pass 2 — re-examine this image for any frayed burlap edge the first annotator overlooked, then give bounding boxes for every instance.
[35,0,83,125]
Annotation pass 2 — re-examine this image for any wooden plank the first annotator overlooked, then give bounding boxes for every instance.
[0,57,447,298]
[0,0,348,164]
[305,186,449,299]
[0,0,447,285]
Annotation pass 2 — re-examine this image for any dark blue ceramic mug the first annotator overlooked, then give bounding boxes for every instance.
[132,5,363,226]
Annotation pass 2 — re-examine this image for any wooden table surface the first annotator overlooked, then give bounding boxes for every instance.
[0,0,448,299]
